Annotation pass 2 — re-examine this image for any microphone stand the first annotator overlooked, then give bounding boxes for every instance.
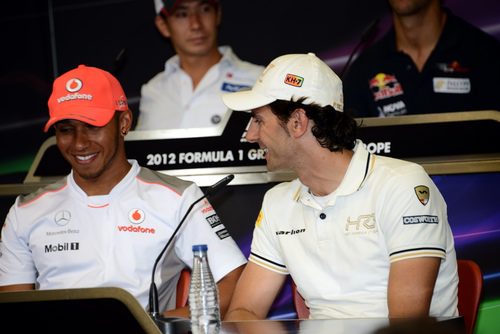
[149,194,207,319]
[340,18,380,79]
[148,175,234,333]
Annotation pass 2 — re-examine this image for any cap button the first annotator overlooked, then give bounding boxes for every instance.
[308,52,316,57]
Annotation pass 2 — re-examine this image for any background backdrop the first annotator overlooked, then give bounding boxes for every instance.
[1,1,499,333]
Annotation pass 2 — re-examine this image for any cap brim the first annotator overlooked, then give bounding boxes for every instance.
[44,106,116,132]
[222,90,276,112]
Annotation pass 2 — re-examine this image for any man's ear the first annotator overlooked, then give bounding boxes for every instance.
[119,110,133,135]
[154,15,171,38]
[289,108,309,138]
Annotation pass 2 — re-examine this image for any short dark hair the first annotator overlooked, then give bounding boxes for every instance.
[269,97,357,152]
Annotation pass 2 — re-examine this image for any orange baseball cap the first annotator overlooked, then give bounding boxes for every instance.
[45,64,128,132]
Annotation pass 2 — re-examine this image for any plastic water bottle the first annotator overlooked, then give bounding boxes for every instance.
[189,244,221,334]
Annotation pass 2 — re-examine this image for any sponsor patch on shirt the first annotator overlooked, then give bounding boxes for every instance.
[344,213,377,235]
[206,213,222,228]
[255,210,263,228]
[403,215,439,224]
[275,228,306,236]
[378,100,407,116]
[369,73,404,101]
[414,185,430,205]
[128,209,145,224]
[221,82,250,92]
[44,242,80,253]
[433,77,471,94]
[436,61,469,74]
[216,228,230,240]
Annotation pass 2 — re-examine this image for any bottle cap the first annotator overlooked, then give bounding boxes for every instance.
[192,244,208,252]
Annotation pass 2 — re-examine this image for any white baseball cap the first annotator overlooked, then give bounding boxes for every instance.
[153,0,218,15]
[222,53,343,112]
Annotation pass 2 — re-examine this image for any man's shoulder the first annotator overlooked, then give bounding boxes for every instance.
[136,167,194,195]
[232,60,265,76]
[371,154,428,183]
[344,30,396,78]
[141,69,169,90]
[141,54,180,88]
[447,11,500,46]
[265,179,301,201]
[222,46,264,76]
[17,177,68,208]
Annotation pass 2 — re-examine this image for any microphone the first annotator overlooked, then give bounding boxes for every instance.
[148,174,235,329]
[110,47,127,76]
[203,174,235,197]
[340,18,380,79]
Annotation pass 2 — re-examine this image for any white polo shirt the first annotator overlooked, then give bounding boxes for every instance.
[0,160,246,312]
[250,140,458,318]
[136,46,264,130]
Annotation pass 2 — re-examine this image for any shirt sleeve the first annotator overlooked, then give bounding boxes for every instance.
[174,184,247,282]
[136,82,158,130]
[248,191,289,275]
[377,166,450,263]
[0,200,37,286]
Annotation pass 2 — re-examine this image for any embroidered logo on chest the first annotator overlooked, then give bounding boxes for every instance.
[345,213,377,235]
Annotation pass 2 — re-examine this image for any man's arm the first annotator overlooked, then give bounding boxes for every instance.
[0,283,35,292]
[216,264,246,318]
[388,257,440,317]
[224,262,286,321]
[163,264,245,318]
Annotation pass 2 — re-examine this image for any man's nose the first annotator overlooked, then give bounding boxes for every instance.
[245,121,258,143]
[74,128,90,149]
[188,12,202,28]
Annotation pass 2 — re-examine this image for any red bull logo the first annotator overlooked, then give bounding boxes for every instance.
[369,73,403,101]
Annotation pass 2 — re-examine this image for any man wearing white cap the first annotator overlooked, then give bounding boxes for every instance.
[0,65,246,319]
[136,0,263,130]
[222,53,458,320]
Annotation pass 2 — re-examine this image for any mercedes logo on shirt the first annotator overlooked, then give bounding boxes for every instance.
[54,210,72,226]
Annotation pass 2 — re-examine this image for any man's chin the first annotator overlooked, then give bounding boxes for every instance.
[73,167,103,181]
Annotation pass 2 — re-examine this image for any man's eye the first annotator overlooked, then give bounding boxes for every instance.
[200,4,213,13]
[173,10,188,18]
[55,126,73,133]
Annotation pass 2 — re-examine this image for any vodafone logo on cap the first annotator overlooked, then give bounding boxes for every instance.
[66,78,83,92]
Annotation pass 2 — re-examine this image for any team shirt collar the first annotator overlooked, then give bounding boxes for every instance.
[294,140,374,207]
[68,160,140,206]
[164,45,235,75]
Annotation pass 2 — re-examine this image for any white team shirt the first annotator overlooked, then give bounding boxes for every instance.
[0,160,246,312]
[136,46,264,130]
[250,140,458,318]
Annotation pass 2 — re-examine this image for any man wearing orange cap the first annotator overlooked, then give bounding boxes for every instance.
[0,65,246,318]
[136,0,263,130]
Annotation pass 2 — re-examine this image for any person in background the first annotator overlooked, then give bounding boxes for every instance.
[0,65,246,319]
[136,0,264,130]
[221,53,458,320]
[343,0,500,117]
